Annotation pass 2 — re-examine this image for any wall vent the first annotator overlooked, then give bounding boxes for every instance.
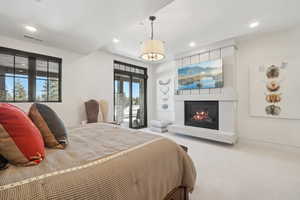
[24,35,43,42]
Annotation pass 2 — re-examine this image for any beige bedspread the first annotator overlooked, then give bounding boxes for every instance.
[0,123,196,200]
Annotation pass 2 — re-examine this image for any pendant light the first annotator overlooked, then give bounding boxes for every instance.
[141,16,165,61]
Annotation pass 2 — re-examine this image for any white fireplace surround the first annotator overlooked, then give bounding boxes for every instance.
[168,88,238,144]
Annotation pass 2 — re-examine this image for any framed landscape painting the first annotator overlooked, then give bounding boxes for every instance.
[178,59,223,90]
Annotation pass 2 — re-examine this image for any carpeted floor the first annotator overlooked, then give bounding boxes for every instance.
[144,129,300,200]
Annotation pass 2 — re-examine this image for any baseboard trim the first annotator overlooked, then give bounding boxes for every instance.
[238,137,300,152]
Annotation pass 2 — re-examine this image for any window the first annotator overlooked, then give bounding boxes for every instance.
[0,47,62,102]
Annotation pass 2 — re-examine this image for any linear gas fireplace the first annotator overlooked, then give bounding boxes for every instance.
[184,101,219,130]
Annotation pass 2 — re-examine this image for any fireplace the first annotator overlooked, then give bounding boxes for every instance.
[184,101,219,130]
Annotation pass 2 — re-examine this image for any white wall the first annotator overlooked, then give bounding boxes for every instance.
[236,26,300,147]
[0,35,152,127]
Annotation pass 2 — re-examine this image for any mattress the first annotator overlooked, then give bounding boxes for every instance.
[0,123,196,200]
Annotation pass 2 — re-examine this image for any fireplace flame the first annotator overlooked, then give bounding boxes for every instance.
[192,111,209,121]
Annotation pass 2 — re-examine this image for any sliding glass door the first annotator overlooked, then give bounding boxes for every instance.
[114,61,147,129]
[131,76,146,128]
[114,73,131,127]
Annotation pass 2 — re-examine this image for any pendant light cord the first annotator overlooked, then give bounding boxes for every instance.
[149,16,156,40]
[151,19,154,40]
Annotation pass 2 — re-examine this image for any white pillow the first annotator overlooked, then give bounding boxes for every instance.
[150,120,172,128]
[150,127,168,133]
[97,102,104,122]
[99,100,109,122]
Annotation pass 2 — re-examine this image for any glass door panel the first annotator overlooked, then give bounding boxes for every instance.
[131,77,145,128]
[114,73,131,128]
[113,62,147,129]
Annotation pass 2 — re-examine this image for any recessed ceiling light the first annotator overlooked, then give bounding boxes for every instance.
[113,38,120,43]
[189,42,196,47]
[249,21,260,28]
[25,25,37,33]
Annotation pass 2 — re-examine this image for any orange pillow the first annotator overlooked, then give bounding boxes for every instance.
[0,103,45,166]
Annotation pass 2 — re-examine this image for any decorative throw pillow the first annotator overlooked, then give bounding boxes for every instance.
[0,103,45,166]
[29,103,68,149]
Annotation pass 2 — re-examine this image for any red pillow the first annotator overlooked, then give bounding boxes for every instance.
[0,103,45,166]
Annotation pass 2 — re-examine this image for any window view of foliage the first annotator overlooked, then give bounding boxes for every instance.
[48,80,59,101]
[0,51,61,102]
[0,76,13,101]
[0,78,28,101]
[6,92,13,100]
[0,89,12,101]
[132,97,140,105]
[14,79,28,101]
[38,79,59,101]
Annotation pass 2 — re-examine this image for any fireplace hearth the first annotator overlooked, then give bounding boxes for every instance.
[184,101,219,130]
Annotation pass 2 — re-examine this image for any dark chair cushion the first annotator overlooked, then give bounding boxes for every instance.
[0,103,45,166]
[85,100,100,123]
[29,103,68,149]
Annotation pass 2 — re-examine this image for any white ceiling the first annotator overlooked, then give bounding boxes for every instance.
[0,0,300,61]
[0,0,173,54]
[105,0,300,61]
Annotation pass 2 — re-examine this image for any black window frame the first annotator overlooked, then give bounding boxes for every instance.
[113,60,148,129]
[0,47,62,103]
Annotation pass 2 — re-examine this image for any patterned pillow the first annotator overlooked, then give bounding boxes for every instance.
[29,103,68,149]
[0,103,45,166]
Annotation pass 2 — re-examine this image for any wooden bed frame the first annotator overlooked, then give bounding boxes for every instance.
[164,186,189,200]
[163,144,189,200]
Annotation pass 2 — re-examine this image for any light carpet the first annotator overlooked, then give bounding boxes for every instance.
[143,129,300,200]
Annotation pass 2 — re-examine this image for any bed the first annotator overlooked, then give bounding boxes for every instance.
[0,123,196,200]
